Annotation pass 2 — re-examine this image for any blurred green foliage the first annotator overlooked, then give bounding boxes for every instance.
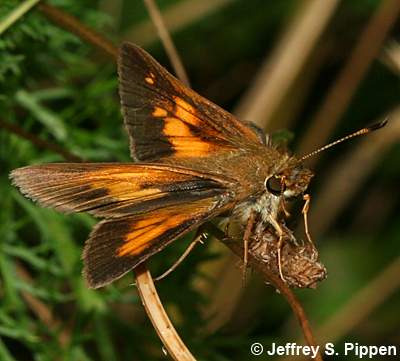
[1,0,399,360]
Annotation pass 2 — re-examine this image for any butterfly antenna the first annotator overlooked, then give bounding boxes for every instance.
[300,119,388,162]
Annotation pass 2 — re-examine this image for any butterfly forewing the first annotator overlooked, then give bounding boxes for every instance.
[10,163,233,218]
[118,42,262,161]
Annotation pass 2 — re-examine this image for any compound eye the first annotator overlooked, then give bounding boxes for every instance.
[265,175,285,196]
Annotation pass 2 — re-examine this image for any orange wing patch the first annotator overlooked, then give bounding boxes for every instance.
[165,96,215,157]
[116,199,216,257]
[173,96,199,126]
[169,139,212,158]
[149,96,220,158]
[117,214,184,256]
[87,167,181,201]
[164,117,192,137]
[152,106,168,117]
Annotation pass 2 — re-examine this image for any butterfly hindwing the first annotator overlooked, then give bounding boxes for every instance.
[10,163,233,218]
[118,42,262,161]
[83,198,226,288]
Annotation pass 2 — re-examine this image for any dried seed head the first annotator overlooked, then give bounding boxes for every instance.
[249,225,327,288]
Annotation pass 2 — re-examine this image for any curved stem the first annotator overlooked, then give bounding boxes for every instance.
[134,264,196,361]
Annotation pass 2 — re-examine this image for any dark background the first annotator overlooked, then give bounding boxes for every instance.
[1,0,399,360]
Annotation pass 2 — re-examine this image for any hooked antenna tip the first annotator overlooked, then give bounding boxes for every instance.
[366,118,388,132]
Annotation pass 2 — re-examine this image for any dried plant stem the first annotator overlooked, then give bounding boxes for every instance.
[234,0,340,129]
[142,0,190,87]
[0,0,42,35]
[298,0,400,164]
[134,265,196,361]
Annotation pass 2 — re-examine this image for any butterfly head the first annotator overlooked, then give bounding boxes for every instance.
[264,158,313,200]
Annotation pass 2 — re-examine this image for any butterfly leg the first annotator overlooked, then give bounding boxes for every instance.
[243,210,256,282]
[154,228,208,281]
[269,218,286,282]
[302,194,314,245]
[280,198,291,218]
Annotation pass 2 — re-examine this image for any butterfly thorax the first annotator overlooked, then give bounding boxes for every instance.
[231,149,314,239]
